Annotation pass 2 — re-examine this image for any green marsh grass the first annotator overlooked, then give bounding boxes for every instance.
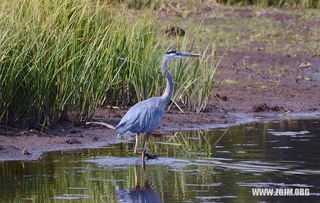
[0,0,218,127]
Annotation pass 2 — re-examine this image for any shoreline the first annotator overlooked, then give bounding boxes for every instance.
[1,111,319,162]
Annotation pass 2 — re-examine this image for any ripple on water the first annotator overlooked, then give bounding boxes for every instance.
[84,156,294,174]
[196,195,237,200]
[67,187,87,190]
[269,131,310,136]
[84,156,191,168]
[292,169,320,175]
[216,151,231,153]
[186,183,222,187]
[240,161,280,165]
[233,143,258,146]
[236,182,313,188]
[53,194,89,200]
[88,178,124,182]
[290,139,311,142]
[272,146,293,149]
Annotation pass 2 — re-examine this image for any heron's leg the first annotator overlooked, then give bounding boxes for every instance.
[141,134,149,163]
[144,134,158,160]
[134,133,139,154]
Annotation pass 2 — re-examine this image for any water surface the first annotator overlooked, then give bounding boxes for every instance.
[1,119,320,202]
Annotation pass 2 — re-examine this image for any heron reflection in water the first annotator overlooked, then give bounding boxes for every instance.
[116,165,162,203]
[116,50,201,163]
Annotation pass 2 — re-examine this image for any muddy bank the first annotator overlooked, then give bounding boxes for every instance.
[1,109,320,161]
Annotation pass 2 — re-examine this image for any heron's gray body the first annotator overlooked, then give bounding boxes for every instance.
[116,97,166,135]
[115,50,200,139]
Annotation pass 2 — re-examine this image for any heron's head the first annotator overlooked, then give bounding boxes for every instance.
[165,49,201,60]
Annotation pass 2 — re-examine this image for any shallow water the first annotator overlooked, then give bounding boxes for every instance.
[1,119,320,202]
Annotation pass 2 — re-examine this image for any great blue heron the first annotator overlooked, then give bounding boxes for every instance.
[116,49,201,162]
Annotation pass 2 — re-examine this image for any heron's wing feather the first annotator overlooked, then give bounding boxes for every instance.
[116,98,164,135]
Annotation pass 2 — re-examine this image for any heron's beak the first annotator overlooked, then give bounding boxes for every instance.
[179,51,202,57]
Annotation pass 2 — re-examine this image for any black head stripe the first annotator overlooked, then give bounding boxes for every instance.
[166,49,177,54]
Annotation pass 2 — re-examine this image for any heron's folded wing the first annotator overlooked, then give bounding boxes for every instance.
[116,98,164,134]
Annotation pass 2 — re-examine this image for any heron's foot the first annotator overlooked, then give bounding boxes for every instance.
[144,152,158,160]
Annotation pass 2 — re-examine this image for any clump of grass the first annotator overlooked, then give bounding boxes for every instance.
[0,0,218,127]
[0,0,157,127]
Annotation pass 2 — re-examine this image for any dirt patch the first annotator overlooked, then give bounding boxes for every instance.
[212,49,320,113]
[252,103,283,112]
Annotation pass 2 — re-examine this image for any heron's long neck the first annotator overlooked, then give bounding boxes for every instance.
[160,57,173,104]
